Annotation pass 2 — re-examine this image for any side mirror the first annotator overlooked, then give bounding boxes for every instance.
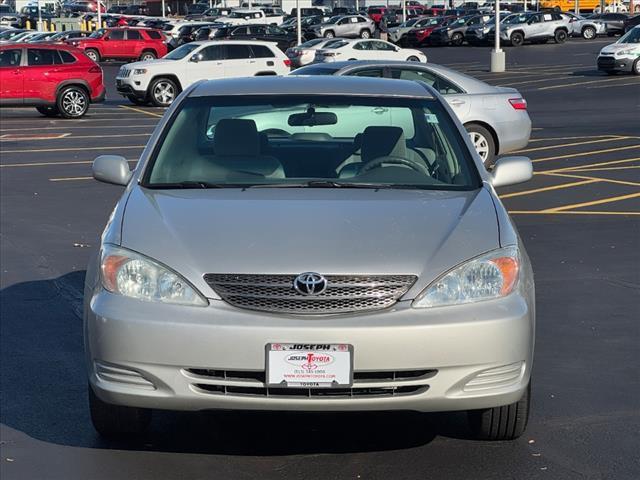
[490,156,532,188]
[189,53,199,62]
[92,155,132,186]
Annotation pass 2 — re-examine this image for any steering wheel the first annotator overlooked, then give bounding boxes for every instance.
[359,155,433,177]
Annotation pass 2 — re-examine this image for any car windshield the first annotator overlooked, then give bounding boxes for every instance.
[298,38,324,48]
[400,18,420,27]
[89,29,105,38]
[142,95,480,190]
[328,15,342,23]
[504,13,530,25]
[618,27,640,43]
[164,43,200,60]
[229,11,252,18]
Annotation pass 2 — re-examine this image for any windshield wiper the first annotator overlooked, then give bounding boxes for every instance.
[144,181,234,189]
[247,181,432,189]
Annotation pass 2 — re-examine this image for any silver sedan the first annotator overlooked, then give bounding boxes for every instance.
[86,76,535,441]
[291,61,531,166]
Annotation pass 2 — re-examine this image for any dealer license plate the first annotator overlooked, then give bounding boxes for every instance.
[266,343,353,388]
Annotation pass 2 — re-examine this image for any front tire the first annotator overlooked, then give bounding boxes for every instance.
[360,29,371,39]
[84,48,100,62]
[56,86,89,118]
[36,106,59,117]
[451,32,464,46]
[139,50,157,61]
[554,29,568,44]
[89,385,151,438]
[466,123,496,167]
[582,26,596,40]
[633,58,640,75]
[467,382,531,441]
[323,30,335,38]
[510,32,524,47]
[149,77,178,107]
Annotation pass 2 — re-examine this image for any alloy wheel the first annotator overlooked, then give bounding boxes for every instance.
[583,27,596,39]
[61,90,87,117]
[86,50,98,62]
[141,52,156,61]
[153,81,175,105]
[469,131,489,162]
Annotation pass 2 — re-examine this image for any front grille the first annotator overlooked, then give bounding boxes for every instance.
[118,67,131,78]
[597,57,616,69]
[204,274,417,314]
[184,368,436,399]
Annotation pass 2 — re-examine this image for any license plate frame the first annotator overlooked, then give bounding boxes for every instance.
[265,343,353,389]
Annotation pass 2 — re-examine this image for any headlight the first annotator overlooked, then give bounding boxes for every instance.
[413,246,520,308]
[100,244,207,306]
[616,49,635,56]
[133,68,147,75]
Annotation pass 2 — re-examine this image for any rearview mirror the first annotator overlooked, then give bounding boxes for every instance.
[93,155,132,186]
[288,109,337,127]
[490,156,532,188]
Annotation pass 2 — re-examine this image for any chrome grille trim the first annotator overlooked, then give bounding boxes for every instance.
[118,67,131,78]
[184,368,435,399]
[204,274,417,314]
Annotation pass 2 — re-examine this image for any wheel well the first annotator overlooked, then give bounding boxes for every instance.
[555,27,568,34]
[464,121,500,155]
[56,81,90,98]
[582,25,595,31]
[141,48,157,55]
[149,74,182,93]
[510,30,524,38]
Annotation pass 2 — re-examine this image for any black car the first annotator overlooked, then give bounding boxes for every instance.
[212,24,300,51]
[288,7,325,20]
[588,13,629,36]
[623,14,640,33]
[123,5,149,16]
[186,3,209,16]
[281,15,328,34]
[429,14,491,46]
[191,23,227,41]
[107,5,127,14]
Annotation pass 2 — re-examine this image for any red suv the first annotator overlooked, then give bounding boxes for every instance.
[68,27,168,63]
[0,44,105,118]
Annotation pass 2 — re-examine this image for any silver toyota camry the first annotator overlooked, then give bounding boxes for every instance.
[85,76,535,441]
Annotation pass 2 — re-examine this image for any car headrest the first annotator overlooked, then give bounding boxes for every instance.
[361,126,407,163]
[214,119,260,156]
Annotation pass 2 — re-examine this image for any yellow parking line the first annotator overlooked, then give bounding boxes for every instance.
[537,171,640,188]
[509,210,640,216]
[541,192,640,212]
[0,124,155,132]
[539,157,640,173]
[0,133,151,142]
[500,179,599,199]
[515,137,630,153]
[49,176,93,182]
[120,105,164,118]
[1,159,137,168]
[528,135,619,142]
[574,165,640,172]
[538,77,640,91]
[532,145,640,163]
[1,145,145,154]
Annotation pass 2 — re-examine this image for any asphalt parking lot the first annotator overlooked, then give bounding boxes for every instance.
[0,38,638,479]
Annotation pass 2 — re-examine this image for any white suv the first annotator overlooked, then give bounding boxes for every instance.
[116,40,291,107]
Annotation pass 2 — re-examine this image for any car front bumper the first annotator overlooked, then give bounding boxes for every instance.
[86,287,534,413]
[597,54,636,73]
[116,77,148,99]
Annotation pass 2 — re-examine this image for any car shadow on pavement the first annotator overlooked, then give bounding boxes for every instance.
[0,271,476,456]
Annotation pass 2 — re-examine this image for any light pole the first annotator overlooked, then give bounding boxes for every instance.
[37,0,43,31]
[162,0,166,18]
[296,0,301,45]
[402,0,406,23]
[490,5,505,72]
[97,1,102,28]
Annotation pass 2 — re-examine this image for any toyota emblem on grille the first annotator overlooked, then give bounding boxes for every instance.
[293,272,328,296]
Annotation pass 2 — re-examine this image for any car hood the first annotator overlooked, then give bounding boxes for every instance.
[600,42,640,54]
[120,187,500,298]
[123,58,175,69]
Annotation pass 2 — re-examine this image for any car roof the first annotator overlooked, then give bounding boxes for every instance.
[1,42,77,50]
[295,60,499,94]
[190,75,434,99]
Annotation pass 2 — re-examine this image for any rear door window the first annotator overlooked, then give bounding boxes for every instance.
[389,68,465,95]
[225,44,252,59]
[58,50,77,63]
[27,49,59,66]
[147,31,162,40]
[250,45,275,58]
[126,30,142,40]
[108,30,125,40]
[0,49,22,67]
